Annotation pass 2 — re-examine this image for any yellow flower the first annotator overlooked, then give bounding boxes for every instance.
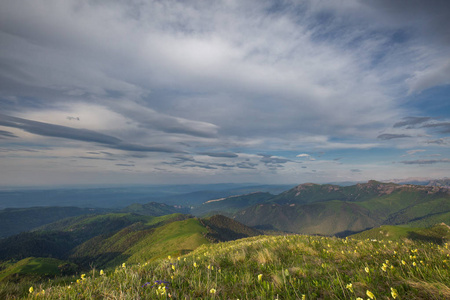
[391,287,398,299]
[258,274,263,281]
[172,265,175,270]
[302,294,306,300]
[193,262,197,268]
[81,273,86,280]
[29,286,34,294]
[122,263,126,268]
[210,288,216,294]
[356,298,363,300]
[413,262,417,267]
[365,267,370,273]
[100,269,104,276]
[401,260,406,265]
[366,290,375,299]
[208,265,211,270]
[346,283,354,293]
[168,255,171,259]
[381,264,387,272]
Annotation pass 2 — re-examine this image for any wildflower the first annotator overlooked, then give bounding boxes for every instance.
[346,283,354,293]
[100,269,104,276]
[365,267,370,273]
[208,265,211,270]
[391,287,398,299]
[29,286,34,294]
[366,290,375,299]
[413,262,417,267]
[401,260,406,265]
[122,263,126,268]
[172,265,175,271]
[381,263,387,272]
[210,288,217,294]
[356,298,363,300]
[258,274,263,281]
[193,262,197,268]
[168,255,171,259]
[302,294,306,300]
[81,274,86,280]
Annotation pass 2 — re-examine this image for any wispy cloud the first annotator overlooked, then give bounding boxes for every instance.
[0,114,183,153]
[399,159,450,165]
[393,117,432,128]
[377,133,412,140]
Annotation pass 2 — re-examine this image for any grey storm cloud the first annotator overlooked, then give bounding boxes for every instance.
[0,114,183,153]
[393,117,432,128]
[399,159,450,165]
[377,133,412,140]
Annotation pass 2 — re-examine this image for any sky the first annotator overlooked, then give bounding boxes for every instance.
[1,0,450,187]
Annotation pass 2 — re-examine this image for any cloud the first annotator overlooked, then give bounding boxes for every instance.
[198,152,238,158]
[0,130,17,139]
[0,114,183,153]
[399,159,450,165]
[259,155,291,164]
[296,153,310,158]
[405,149,426,156]
[115,163,135,167]
[426,138,447,145]
[377,133,412,140]
[422,122,450,133]
[393,117,432,128]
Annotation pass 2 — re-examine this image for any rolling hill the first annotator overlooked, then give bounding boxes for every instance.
[232,181,450,236]
[0,212,261,272]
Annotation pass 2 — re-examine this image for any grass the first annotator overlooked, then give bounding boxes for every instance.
[10,233,449,299]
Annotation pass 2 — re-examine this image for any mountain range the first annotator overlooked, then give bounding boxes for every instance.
[1,180,449,286]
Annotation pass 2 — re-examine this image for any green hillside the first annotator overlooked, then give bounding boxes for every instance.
[0,257,77,282]
[233,181,450,236]
[0,212,260,273]
[351,223,450,244]
[0,207,105,238]
[8,233,449,299]
[121,202,190,216]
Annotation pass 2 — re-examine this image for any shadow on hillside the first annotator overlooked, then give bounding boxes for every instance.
[406,232,445,245]
[71,252,131,269]
[334,228,370,238]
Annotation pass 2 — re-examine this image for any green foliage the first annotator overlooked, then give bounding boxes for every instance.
[11,234,450,299]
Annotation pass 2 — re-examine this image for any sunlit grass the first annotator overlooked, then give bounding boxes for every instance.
[7,235,450,299]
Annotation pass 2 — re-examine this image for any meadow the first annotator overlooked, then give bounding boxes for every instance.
[12,234,450,299]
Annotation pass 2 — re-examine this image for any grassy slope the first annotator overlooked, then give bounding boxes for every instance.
[351,223,450,244]
[18,234,450,300]
[0,257,74,282]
